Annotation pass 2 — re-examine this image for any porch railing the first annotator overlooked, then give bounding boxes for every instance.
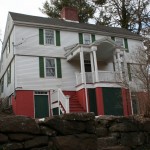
[76,71,122,85]
[51,88,69,115]
[98,71,122,83]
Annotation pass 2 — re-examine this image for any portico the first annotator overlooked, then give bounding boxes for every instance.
[64,37,125,87]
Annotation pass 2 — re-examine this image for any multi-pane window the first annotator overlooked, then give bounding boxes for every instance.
[45,58,56,77]
[45,29,54,45]
[83,34,91,44]
[6,39,10,58]
[115,37,124,47]
[7,66,11,85]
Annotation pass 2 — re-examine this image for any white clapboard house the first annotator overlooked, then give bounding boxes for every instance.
[0,7,143,118]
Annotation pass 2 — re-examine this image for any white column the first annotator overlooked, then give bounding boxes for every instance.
[80,48,85,83]
[80,47,89,112]
[90,52,95,83]
[116,48,123,79]
[91,46,99,82]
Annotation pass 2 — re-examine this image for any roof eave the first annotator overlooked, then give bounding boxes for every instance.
[13,20,143,41]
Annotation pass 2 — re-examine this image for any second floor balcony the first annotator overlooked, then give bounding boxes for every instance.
[75,71,122,86]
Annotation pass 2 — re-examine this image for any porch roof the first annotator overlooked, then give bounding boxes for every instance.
[64,37,125,61]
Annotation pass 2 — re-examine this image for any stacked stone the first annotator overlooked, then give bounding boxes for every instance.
[96,115,150,150]
[0,112,96,150]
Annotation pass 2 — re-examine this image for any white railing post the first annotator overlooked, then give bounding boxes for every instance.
[65,95,70,113]
[75,72,78,85]
[58,89,60,115]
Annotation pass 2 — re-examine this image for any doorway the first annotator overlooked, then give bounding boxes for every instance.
[34,91,49,118]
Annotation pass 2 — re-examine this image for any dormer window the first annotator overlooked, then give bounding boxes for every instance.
[83,34,91,44]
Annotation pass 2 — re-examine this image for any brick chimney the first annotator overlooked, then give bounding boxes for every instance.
[60,7,79,22]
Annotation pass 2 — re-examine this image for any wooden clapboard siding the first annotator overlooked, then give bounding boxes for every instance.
[15,56,80,91]
[0,59,15,98]
[0,29,15,79]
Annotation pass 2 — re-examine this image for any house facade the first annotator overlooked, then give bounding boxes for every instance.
[0,8,143,118]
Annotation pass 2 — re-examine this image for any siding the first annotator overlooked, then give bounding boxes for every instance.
[1,59,15,98]
[0,29,14,79]
[15,55,80,91]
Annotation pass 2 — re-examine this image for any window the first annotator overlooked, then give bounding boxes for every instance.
[111,36,129,52]
[45,58,56,77]
[39,29,60,46]
[83,34,91,44]
[7,66,11,85]
[0,79,3,93]
[79,33,95,44]
[115,37,124,47]
[6,38,10,58]
[39,57,62,78]
[45,29,54,45]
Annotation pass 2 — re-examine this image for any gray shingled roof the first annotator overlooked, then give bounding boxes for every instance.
[9,12,141,39]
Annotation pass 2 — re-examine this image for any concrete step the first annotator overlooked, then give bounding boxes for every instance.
[98,137,118,148]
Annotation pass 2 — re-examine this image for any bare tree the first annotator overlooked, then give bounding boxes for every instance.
[127,38,150,116]
[94,0,150,35]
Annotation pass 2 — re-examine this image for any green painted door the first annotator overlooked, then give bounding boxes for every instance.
[103,87,123,116]
[34,95,49,118]
[88,88,97,115]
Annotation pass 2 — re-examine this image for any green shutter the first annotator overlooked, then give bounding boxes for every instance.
[56,58,62,78]
[127,63,132,81]
[56,30,61,46]
[91,34,96,42]
[124,38,129,52]
[39,29,44,45]
[111,36,115,41]
[39,57,45,78]
[1,78,4,93]
[79,33,83,44]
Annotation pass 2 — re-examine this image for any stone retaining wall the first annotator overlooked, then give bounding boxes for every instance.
[0,113,150,150]
[96,115,150,150]
[0,113,96,150]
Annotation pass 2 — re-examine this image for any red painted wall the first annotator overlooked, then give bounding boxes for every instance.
[76,89,86,111]
[13,90,34,118]
[11,95,17,114]
[96,87,104,115]
[63,91,77,97]
[121,88,132,116]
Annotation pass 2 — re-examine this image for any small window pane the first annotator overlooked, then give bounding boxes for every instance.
[46,59,55,67]
[84,34,91,44]
[46,68,55,76]
[45,29,54,45]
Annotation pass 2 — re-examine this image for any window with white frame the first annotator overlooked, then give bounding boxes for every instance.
[83,34,91,44]
[6,39,10,58]
[115,37,124,47]
[45,58,56,77]
[7,66,11,85]
[45,29,54,45]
